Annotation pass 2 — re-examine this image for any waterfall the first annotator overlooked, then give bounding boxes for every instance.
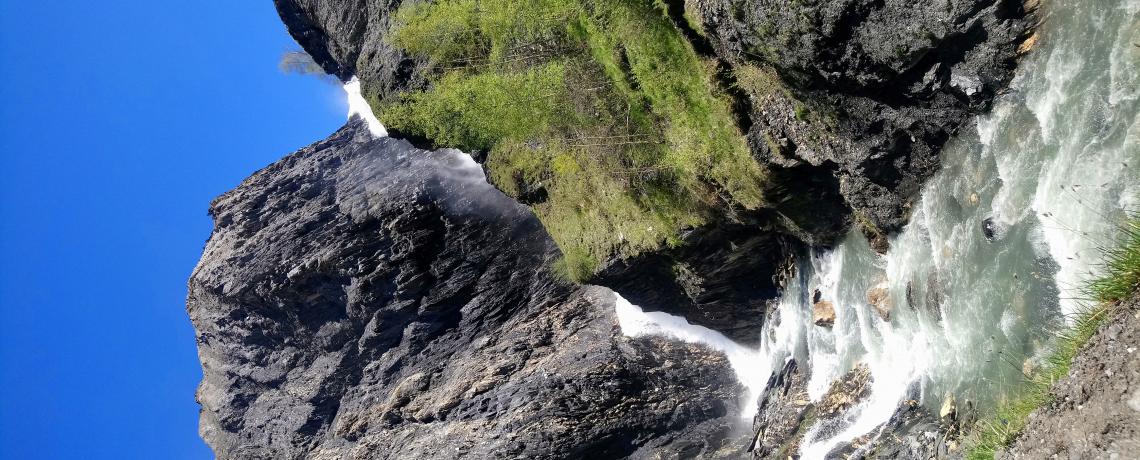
[344,77,388,138]
[614,294,768,417]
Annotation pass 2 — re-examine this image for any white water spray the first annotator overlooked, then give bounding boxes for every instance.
[614,293,766,417]
[344,77,388,138]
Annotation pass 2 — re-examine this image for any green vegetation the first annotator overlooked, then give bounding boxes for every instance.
[279,49,338,84]
[964,214,1140,459]
[279,49,324,75]
[1086,216,1140,304]
[379,0,767,281]
[733,64,787,100]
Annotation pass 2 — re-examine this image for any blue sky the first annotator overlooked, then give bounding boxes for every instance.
[0,1,346,458]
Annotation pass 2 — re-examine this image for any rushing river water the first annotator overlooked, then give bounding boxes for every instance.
[776,0,1138,455]
[619,0,1140,456]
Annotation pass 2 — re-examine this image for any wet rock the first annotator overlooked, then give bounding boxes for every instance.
[940,394,956,419]
[859,385,944,460]
[817,364,873,418]
[748,359,811,458]
[813,300,836,328]
[867,275,892,322]
[811,289,839,327]
[926,270,945,321]
[983,217,996,241]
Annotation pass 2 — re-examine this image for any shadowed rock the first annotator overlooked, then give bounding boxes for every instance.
[188,119,750,459]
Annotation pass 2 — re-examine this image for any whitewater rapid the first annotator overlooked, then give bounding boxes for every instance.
[617,0,1139,456]
[780,0,1138,456]
[333,2,1137,452]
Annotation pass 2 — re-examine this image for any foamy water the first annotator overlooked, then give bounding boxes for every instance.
[778,0,1138,456]
[344,77,387,138]
[614,294,767,417]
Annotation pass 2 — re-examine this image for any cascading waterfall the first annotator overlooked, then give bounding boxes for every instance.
[344,77,388,138]
[337,1,1137,451]
[617,0,1138,456]
[614,296,768,415]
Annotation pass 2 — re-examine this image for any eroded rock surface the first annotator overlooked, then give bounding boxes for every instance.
[748,359,811,458]
[693,0,1038,235]
[188,119,750,459]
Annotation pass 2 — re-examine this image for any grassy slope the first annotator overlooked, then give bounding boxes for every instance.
[377,0,768,281]
[965,216,1140,459]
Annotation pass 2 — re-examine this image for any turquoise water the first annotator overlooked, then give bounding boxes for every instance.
[750,0,1140,455]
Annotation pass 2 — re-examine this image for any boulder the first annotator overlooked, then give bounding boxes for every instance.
[867,275,892,321]
[813,300,836,328]
[940,394,956,419]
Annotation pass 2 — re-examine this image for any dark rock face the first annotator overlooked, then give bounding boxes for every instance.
[271,0,1039,341]
[270,0,1032,342]
[188,119,750,459]
[694,0,1036,235]
[594,214,788,346]
[274,0,430,111]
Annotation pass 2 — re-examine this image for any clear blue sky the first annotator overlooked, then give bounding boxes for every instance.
[0,1,346,458]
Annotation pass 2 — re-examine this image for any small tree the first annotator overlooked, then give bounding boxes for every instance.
[278,49,339,84]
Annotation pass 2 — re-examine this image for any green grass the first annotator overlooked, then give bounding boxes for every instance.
[964,214,1140,459]
[378,0,767,281]
[1086,217,1140,304]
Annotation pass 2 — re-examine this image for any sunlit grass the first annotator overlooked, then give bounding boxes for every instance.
[378,0,768,281]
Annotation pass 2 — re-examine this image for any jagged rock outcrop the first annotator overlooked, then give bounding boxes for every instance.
[692,0,1037,237]
[188,119,751,459]
[747,360,811,458]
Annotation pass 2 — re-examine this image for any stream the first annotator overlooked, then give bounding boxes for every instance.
[618,0,1140,456]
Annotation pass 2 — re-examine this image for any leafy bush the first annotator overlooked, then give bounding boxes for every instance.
[380,0,767,280]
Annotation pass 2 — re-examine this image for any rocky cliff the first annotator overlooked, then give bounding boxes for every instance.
[692,0,1037,239]
[189,119,751,459]
[270,0,1034,342]
[189,0,1040,457]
